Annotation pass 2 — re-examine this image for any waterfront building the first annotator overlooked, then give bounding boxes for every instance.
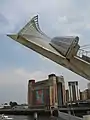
[80,83,90,100]
[68,81,80,102]
[82,89,90,100]
[28,74,65,109]
[87,83,90,89]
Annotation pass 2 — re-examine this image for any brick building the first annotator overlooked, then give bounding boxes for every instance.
[81,89,90,100]
[28,74,66,109]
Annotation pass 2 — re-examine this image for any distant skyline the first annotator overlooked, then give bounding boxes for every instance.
[0,0,90,104]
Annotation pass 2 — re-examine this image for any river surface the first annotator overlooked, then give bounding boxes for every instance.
[1,115,58,120]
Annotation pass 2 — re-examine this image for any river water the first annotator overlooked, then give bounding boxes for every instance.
[3,115,58,120]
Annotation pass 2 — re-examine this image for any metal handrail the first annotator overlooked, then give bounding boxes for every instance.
[77,49,90,58]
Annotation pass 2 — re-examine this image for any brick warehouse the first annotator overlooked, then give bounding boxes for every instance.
[28,74,66,109]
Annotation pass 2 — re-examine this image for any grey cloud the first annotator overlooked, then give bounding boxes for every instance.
[0,68,48,104]
[0,0,90,103]
[0,13,9,33]
[0,84,26,104]
[0,13,16,34]
[1,0,90,37]
[0,13,8,24]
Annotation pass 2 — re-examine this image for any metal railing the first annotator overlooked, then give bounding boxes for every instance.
[77,49,90,58]
[77,49,90,63]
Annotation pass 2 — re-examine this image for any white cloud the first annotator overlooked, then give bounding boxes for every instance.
[0,13,14,34]
[0,67,48,103]
[0,0,90,45]
[0,0,90,103]
[58,16,68,23]
[0,68,48,85]
[0,66,89,103]
[15,68,48,81]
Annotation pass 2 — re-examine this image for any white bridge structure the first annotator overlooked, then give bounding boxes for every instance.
[7,15,90,81]
[7,15,90,120]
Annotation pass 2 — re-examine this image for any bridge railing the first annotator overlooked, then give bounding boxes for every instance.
[77,49,90,63]
[77,49,90,58]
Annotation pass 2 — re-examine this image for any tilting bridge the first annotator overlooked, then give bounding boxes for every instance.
[7,15,90,81]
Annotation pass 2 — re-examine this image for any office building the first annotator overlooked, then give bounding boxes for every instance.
[68,81,80,102]
[82,89,90,100]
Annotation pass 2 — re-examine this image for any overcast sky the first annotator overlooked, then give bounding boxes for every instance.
[0,0,90,104]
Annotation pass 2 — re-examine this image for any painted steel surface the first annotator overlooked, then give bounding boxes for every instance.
[50,36,80,59]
